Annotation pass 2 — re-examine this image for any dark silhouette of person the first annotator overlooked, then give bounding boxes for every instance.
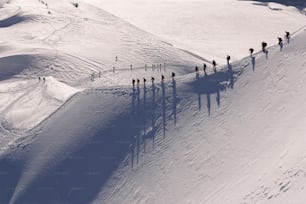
[261,42,267,52]
[132,79,135,87]
[195,66,199,73]
[171,72,175,78]
[212,60,217,72]
[43,77,46,83]
[137,78,140,86]
[249,48,254,57]
[285,31,290,43]
[38,76,41,82]
[143,78,146,84]
[226,55,231,64]
[278,37,283,51]
[161,75,165,82]
[151,77,155,84]
[203,63,207,75]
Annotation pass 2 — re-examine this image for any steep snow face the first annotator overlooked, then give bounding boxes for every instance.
[92,30,306,204]
[93,0,306,63]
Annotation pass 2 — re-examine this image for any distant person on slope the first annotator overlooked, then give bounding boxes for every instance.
[195,66,199,73]
[226,55,231,64]
[285,31,290,44]
[212,60,217,72]
[203,63,207,75]
[261,42,267,52]
[278,37,283,51]
[132,79,135,87]
[261,42,268,59]
[249,48,254,57]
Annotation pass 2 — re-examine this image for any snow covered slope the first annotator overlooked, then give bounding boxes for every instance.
[1,0,306,203]
[1,26,306,204]
[94,0,306,63]
[92,28,306,204]
[0,0,202,153]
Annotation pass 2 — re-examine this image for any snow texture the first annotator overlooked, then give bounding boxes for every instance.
[1,0,306,203]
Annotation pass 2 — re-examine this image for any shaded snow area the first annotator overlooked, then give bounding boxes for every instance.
[1,0,306,203]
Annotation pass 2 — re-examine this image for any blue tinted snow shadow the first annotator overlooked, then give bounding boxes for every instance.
[239,0,306,10]
[0,55,35,80]
[0,14,28,28]
[0,87,162,204]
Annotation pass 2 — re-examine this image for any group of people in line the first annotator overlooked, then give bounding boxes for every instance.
[260,31,290,54]
[128,30,290,87]
[131,72,176,87]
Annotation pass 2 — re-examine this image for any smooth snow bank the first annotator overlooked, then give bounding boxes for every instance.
[93,0,306,64]
[0,77,79,131]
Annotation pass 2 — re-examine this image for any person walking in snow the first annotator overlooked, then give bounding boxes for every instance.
[285,31,290,44]
[278,37,283,51]
[137,78,140,86]
[195,66,199,73]
[161,75,165,82]
[151,77,155,84]
[249,48,254,57]
[43,77,46,83]
[172,72,175,78]
[38,77,41,82]
[261,42,268,59]
[132,79,135,87]
[261,42,267,52]
[226,55,231,64]
[203,63,207,75]
[212,60,217,72]
[143,78,146,84]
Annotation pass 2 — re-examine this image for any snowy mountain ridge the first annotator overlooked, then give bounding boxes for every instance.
[1,0,306,203]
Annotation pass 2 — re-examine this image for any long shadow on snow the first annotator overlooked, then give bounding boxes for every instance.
[0,89,156,204]
[0,15,28,28]
[187,67,239,115]
[239,0,306,10]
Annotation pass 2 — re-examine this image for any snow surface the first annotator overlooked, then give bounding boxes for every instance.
[1,0,306,203]
[94,0,306,63]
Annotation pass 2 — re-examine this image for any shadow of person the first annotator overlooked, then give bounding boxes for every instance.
[206,93,211,116]
[251,56,256,72]
[227,63,234,89]
[198,93,202,110]
[161,81,166,138]
[172,79,177,126]
[216,89,220,107]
